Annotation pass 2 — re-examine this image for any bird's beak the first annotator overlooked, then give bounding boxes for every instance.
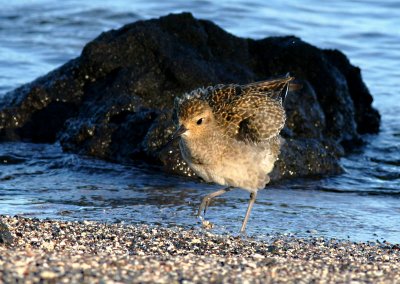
[172,124,188,139]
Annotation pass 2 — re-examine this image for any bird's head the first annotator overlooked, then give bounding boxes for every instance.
[174,98,214,140]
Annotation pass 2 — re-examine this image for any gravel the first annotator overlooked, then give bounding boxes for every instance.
[1,215,399,283]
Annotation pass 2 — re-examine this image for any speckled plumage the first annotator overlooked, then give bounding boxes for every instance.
[176,77,290,143]
[174,74,293,232]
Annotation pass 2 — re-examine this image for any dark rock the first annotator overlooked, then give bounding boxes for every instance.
[0,13,380,181]
[0,220,13,245]
[324,49,380,134]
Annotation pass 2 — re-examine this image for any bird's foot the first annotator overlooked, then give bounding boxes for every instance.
[238,229,248,238]
[201,220,214,230]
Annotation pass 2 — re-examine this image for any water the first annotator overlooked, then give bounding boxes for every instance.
[0,0,399,243]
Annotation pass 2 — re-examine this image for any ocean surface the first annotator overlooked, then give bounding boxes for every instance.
[0,0,399,243]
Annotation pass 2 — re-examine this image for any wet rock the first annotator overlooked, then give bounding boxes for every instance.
[324,49,380,135]
[0,13,380,180]
[0,220,13,245]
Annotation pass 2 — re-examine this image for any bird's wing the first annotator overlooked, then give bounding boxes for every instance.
[228,93,286,142]
[205,75,292,143]
[242,74,293,103]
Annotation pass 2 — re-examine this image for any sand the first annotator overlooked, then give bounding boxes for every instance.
[1,215,399,283]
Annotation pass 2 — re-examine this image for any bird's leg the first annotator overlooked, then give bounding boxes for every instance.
[197,187,233,217]
[240,191,257,233]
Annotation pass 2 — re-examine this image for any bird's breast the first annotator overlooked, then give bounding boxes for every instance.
[178,136,279,191]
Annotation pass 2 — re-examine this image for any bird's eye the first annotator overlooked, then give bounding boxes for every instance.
[196,118,203,125]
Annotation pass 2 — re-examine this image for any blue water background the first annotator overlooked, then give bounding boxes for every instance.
[0,0,399,242]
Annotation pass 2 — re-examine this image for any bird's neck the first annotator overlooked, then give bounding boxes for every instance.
[180,131,225,165]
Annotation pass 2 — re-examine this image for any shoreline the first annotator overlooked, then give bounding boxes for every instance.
[1,215,399,283]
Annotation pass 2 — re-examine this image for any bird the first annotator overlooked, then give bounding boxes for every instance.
[173,74,293,232]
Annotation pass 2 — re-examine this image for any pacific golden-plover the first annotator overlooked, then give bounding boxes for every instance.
[173,74,293,232]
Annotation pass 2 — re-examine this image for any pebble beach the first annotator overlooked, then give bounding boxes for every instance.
[1,215,399,283]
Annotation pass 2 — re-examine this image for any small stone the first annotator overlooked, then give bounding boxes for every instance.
[0,221,13,245]
[40,271,58,279]
[201,221,214,230]
[42,241,55,251]
[191,238,201,244]
[252,253,265,259]
[267,245,278,253]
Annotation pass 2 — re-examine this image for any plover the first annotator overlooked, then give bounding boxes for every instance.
[173,74,293,232]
